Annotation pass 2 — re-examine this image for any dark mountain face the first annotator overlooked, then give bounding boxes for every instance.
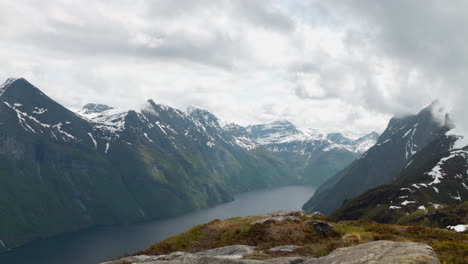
[0,78,300,252]
[331,135,468,225]
[303,103,452,215]
[0,77,381,252]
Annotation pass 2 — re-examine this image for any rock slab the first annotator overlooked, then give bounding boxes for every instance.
[101,241,440,264]
[304,240,440,264]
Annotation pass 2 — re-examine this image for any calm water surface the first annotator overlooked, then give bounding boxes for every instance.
[0,185,316,264]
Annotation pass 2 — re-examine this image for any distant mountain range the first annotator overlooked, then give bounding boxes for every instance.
[0,78,378,251]
[247,120,378,155]
[247,121,379,184]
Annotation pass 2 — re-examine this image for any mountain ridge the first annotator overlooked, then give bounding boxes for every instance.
[0,77,377,252]
[303,102,452,215]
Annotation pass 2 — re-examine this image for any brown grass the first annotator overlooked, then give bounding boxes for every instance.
[134,212,468,264]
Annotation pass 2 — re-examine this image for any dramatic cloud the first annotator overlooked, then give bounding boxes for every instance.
[1,0,466,138]
[313,0,468,143]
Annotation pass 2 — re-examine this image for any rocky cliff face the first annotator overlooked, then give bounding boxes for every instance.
[331,135,468,225]
[303,103,452,215]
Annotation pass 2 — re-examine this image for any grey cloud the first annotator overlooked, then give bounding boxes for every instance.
[8,0,292,70]
[311,0,468,143]
[144,0,294,33]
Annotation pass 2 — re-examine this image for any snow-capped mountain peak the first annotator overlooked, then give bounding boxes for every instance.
[246,121,378,155]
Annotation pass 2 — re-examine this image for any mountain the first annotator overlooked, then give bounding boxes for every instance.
[331,134,468,225]
[303,103,453,215]
[246,121,379,184]
[246,121,378,154]
[0,78,303,252]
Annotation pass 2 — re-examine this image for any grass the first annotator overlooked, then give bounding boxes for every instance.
[134,211,468,264]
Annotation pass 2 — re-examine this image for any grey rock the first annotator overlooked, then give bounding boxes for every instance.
[100,255,160,264]
[311,221,333,236]
[102,241,441,264]
[156,252,191,260]
[264,257,304,264]
[304,240,441,264]
[260,211,305,217]
[307,212,323,218]
[251,216,300,225]
[140,255,262,264]
[195,245,255,259]
[267,245,300,253]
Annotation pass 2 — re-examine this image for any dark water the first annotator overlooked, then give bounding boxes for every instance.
[0,185,315,264]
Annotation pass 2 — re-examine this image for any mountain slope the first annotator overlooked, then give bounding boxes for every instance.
[0,78,299,251]
[303,103,453,215]
[246,121,378,185]
[331,134,468,225]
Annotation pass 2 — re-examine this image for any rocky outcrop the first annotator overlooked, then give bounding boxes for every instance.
[195,245,255,259]
[250,210,305,225]
[310,220,334,236]
[102,241,440,264]
[250,216,300,225]
[266,245,300,253]
[305,240,440,264]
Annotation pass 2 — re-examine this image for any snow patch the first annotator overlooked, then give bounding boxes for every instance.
[33,107,47,114]
[143,133,153,143]
[88,133,97,149]
[447,224,468,232]
[401,200,416,206]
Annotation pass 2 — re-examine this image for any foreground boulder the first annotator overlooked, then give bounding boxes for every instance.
[311,220,334,236]
[304,241,440,264]
[102,241,440,264]
[195,245,255,259]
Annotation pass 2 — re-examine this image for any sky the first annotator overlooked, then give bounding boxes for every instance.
[0,0,466,136]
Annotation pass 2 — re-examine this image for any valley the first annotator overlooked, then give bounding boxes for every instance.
[0,78,376,254]
[0,185,316,264]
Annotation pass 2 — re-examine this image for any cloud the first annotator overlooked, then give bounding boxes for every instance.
[310,0,468,143]
[8,0,467,137]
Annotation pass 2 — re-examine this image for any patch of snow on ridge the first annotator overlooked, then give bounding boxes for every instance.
[427,150,468,186]
[233,136,257,150]
[3,101,36,132]
[155,121,168,135]
[33,107,47,114]
[401,200,416,206]
[88,133,97,149]
[80,108,127,135]
[143,133,153,143]
[447,224,468,232]
[0,78,17,96]
[53,122,76,140]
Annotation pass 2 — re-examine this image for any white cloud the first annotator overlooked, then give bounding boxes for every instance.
[5,0,464,137]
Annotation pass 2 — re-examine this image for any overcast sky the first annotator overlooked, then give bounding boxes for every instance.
[1,0,467,136]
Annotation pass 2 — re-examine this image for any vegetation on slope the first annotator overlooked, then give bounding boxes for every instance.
[133,211,468,264]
